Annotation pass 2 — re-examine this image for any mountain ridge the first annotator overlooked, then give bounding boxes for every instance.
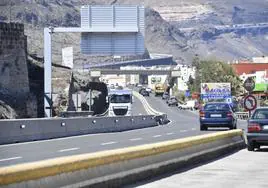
[0,0,267,64]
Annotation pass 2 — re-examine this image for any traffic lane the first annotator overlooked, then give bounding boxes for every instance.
[0,125,207,167]
[132,95,148,115]
[146,96,199,125]
[147,95,248,131]
[129,148,268,188]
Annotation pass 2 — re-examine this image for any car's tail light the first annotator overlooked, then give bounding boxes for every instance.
[199,111,205,118]
[227,112,232,117]
[248,123,261,132]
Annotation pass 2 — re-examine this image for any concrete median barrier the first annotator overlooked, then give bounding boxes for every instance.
[0,130,245,188]
[0,115,158,145]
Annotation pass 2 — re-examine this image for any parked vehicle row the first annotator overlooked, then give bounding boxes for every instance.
[161,92,199,110]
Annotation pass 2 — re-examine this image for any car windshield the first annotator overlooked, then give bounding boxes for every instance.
[204,103,230,111]
[110,94,131,103]
[252,109,268,119]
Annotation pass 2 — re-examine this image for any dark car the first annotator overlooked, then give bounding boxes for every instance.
[199,102,237,131]
[167,96,178,106]
[140,89,150,96]
[247,107,268,151]
[139,88,145,94]
[162,92,169,100]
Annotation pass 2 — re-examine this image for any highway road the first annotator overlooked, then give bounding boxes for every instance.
[132,95,148,115]
[0,94,246,167]
[129,148,268,188]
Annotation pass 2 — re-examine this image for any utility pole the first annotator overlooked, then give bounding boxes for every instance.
[9,1,12,23]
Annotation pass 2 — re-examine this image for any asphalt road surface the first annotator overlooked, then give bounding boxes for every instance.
[132,95,148,115]
[0,94,246,167]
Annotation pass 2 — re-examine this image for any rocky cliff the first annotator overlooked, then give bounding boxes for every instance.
[0,22,38,118]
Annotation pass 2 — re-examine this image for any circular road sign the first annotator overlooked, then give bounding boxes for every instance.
[243,77,255,92]
[244,95,257,111]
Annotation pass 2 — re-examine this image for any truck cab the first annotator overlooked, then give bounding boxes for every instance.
[108,89,133,116]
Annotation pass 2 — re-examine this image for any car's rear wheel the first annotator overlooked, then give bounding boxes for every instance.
[247,142,255,151]
[200,125,207,131]
[255,144,260,150]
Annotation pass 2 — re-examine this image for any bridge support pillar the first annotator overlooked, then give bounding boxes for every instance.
[139,74,148,85]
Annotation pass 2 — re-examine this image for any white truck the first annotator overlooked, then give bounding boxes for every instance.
[108,89,133,116]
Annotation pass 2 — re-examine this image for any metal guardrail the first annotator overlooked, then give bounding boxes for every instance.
[235,112,249,120]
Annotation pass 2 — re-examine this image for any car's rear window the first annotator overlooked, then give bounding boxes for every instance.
[204,103,230,111]
[252,109,268,119]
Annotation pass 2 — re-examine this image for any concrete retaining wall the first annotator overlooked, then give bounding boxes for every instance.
[0,115,157,145]
[0,130,245,188]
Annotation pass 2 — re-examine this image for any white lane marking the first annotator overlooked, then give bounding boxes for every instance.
[0,133,102,148]
[180,130,187,133]
[129,138,142,141]
[58,147,79,152]
[153,135,162,138]
[166,132,174,135]
[191,128,197,131]
[0,156,22,162]
[101,141,117,146]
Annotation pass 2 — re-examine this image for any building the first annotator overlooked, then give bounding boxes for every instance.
[231,60,268,98]
[176,65,195,91]
[232,63,268,75]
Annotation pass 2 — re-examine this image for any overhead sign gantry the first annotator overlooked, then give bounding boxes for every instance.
[44,5,145,117]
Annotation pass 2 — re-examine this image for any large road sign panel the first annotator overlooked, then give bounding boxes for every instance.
[80,5,145,55]
[201,83,231,100]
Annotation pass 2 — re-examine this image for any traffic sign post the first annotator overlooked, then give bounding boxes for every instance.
[243,77,255,92]
[244,94,257,117]
[243,77,256,117]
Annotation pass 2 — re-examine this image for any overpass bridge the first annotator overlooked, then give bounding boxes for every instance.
[88,68,180,76]
[180,22,268,32]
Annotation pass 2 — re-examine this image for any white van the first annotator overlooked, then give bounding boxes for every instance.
[178,100,196,110]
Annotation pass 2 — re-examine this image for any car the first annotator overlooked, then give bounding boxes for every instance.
[247,107,268,151]
[137,84,143,88]
[140,89,150,96]
[199,102,237,131]
[166,96,178,106]
[162,92,169,100]
[178,100,196,110]
[139,88,146,94]
[145,87,152,93]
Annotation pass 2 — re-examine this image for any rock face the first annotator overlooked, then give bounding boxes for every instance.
[0,100,17,119]
[0,22,37,118]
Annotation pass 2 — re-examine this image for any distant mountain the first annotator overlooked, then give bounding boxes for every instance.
[0,0,267,64]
